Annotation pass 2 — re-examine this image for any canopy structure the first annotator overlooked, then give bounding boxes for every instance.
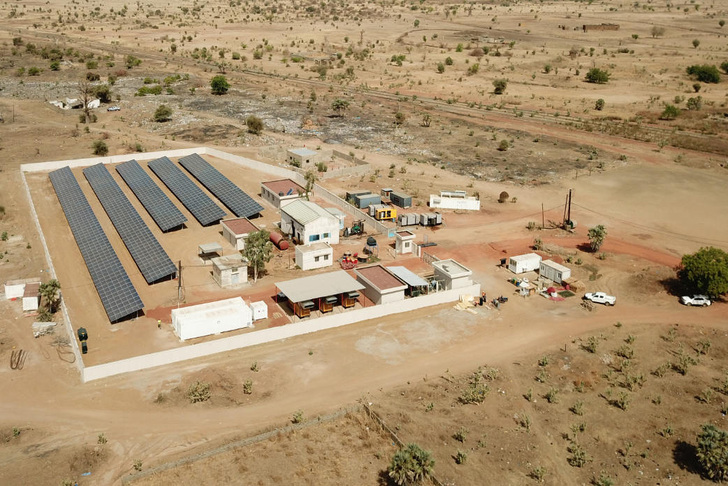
[386,266,428,287]
[276,270,364,303]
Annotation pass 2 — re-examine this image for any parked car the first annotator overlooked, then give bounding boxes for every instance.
[680,295,712,307]
[583,292,616,306]
[107,106,121,112]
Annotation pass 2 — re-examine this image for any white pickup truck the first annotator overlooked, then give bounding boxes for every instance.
[681,295,712,307]
[584,292,616,306]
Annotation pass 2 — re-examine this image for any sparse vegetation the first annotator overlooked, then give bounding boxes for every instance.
[388,443,435,485]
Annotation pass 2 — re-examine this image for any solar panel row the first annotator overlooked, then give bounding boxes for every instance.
[83,163,178,284]
[179,153,264,219]
[148,156,226,226]
[115,160,187,232]
[49,167,144,323]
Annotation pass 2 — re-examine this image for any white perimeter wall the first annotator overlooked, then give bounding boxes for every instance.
[82,283,480,382]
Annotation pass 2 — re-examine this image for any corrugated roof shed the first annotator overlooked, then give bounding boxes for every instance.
[276,270,364,303]
[282,200,335,225]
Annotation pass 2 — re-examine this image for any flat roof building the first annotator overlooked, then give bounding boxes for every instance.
[212,253,248,288]
[260,179,307,209]
[432,259,473,290]
[276,270,364,318]
[221,217,259,251]
[287,148,319,166]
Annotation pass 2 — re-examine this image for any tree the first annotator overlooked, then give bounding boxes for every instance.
[242,230,273,282]
[595,98,605,111]
[153,104,173,122]
[660,104,680,120]
[696,424,728,481]
[388,443,435,485]
[587,225,607,252]
[650,25,665,38]
[95,84,112,103]
[721,61,728,74]
[492,78,508,94]
[93,140,109,156]
[394,112,406,125]
[686,65,721,83]
[39,279,61,313]
[125,55,142,69]
[303,171,316,201]
[436,62,445,74]
[246,115,264,134]
[585,68,610,84]
[210,75,230,95]
[693,39,701,49]
[78,80,95,124]
[331,98,350,117]
[678,247,728,296]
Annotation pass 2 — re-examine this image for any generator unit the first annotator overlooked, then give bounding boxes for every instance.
[420,212,442,227]
[397,212,419,227]
[369,204,397,221]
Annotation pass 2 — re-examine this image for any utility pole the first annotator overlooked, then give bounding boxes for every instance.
[177,260,182,306]
[541,203,545,229]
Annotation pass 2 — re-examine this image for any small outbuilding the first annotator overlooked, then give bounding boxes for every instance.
[22,282,41,312]
[250,301,268,321]
[198,242,223,262]
[390,191,412,209]
[432,259,473,290]
[354,264,407,305]
[295,242,334,270]
[387,266,429,297]
[429,190,480,211]
[172,297,253,341]
[348,192,381,209]
[539,259,571,284]
[287,147,319,166]
[508,253,542,274]
[212,254,248,287]
[4,278,40,300]
[260,179,307,209]
[280,199,340,245]
[221,217,259,251]
[395,230,416,255]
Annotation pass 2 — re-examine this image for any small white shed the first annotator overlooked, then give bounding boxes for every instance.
[395,230,416,255]
[4,278,40,300]
[508,253,542,274]
[432,259,473,290]
[22,282,40,312]
[260,179,307,209]
[539,260,571,284]
[295,242,333,270]
[172,297,252,341]
[212,254,248,287]
[250,301,268,321]
[221,218,259,251]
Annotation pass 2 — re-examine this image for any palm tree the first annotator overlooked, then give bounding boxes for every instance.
[388,443,435,485]
[39,279,61,313]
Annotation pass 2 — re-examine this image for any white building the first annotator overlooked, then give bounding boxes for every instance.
[429,190,481,211]
[250,301,268,321]
[221,217,259,251]
[432,259,473,290]
[295,242,334,270]
[287,147,319,166]
[539,260,571,284]
[212,254,248,287]
[260,179,307,209]
[508,253,542,274]
[395,230,416,255]
[280,199,340,245]
[172,297,253,341]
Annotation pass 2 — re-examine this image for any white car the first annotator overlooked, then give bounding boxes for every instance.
[584,292,616,306]
[681,295,712,307]
[107,106,121,112]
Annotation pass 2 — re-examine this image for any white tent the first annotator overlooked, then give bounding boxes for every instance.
[172,297,252,341]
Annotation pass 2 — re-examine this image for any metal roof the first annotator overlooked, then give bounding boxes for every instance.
[281,200,336,226]
[355,265,407,291]
[510,252,542,262]
[276,270,364,303]
[540,259,570,273]
[387,266,429,287]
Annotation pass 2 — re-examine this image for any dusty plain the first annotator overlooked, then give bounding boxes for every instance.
[1,0,728,484]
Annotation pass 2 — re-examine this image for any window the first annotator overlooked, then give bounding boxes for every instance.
[323,254,329,260]
[323,233,329,238]
[309,234,320,242]
[314,256,320,262]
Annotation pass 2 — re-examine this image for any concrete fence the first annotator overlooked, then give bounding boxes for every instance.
[82,283,480,382]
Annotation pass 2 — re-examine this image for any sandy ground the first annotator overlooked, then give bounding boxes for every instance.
[1,0,728,483]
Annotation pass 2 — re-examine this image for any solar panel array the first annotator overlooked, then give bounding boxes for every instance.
[148,156,226,226]
[83,163,178,284]
[49,167,144,323]
[116,160,187,232]
[179,153,264,219]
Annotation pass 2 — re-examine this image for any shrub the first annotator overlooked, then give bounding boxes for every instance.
[125,55,142,69]
[595,98,605,111]
[686,64,721,83]
[445,56,453,66]
[721,61,728,74]
[187,381,211,403]
[687,96,702,111]
[210,75,230,95]
[437,62,445,73]
[92,140,108,156]
[498,139,509,151]
[243,380,253,394]
[660,104,680,120]
[292,410,304,423]
[50,61,60,71]
[498,191,509,203]
[585,68,610,84]
[493,78,508,94]
[153,104,173,122]
[697,424,728,481]
[246,115,264,135]
[388,444,435,485]
[86,71,100,81]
